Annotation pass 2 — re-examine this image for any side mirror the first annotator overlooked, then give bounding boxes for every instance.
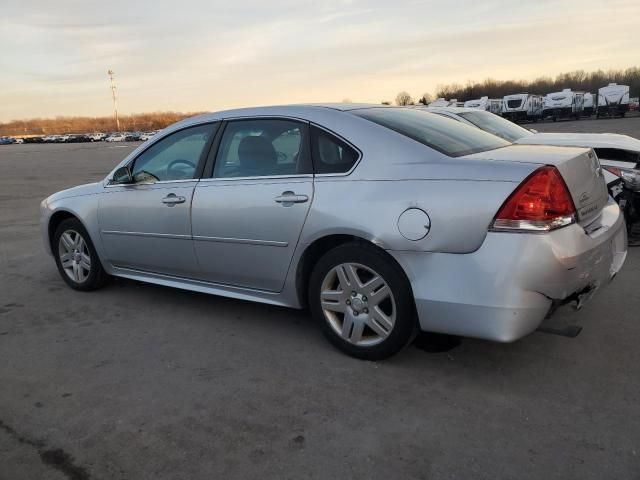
[111,166,133,184]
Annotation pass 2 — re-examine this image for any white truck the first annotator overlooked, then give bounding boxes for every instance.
[583,93,594,116]
[542,89,584,121]
[597,83,630,118]
[501,93,544,122]
[464,96,503,114]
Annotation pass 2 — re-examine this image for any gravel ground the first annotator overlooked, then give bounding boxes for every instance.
[1,117,639,480]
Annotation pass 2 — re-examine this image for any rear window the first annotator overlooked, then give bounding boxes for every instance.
[457,110,534,143]
[351,108,509,157]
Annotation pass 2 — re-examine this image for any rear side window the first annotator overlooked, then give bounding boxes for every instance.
[213,119,311,178]
[311,127,359,174]
[351,108,509,157]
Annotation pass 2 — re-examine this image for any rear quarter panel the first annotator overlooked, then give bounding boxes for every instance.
[301,177,527,254]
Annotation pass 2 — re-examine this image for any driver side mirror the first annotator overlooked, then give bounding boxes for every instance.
[111,166,133,184]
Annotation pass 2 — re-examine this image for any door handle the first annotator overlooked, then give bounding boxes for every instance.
[162,194,186,206]
[274,191,309,205]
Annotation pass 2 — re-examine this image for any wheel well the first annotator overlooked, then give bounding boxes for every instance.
[48,211,78,251]
[295,234,410,308]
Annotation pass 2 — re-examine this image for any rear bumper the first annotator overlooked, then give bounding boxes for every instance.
[389,199,627,342]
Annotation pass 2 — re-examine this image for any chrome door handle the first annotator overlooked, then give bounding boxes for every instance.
[274,191,309,205]
[162,194,186,206]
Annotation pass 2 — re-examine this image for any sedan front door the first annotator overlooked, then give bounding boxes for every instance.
[98,123,217,277]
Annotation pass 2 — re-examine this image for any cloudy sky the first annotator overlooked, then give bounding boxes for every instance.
[1,0,638,121]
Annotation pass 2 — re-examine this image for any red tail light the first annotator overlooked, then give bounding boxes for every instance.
[492,166,576,232]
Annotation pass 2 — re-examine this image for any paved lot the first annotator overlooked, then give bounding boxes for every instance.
[1,119,639,479]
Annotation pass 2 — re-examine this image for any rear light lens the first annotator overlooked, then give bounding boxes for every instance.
[491,166,576,232]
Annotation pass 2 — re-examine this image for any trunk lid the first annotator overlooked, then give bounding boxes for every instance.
[464,144,609,226]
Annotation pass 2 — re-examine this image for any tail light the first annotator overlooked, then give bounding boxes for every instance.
[491,166,576,232]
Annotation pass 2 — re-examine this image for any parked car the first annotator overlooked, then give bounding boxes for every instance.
[40,105,627,359]
[0,137,15,145]
[23,136,44,144]
[139,131,156,141]
[423,106,640,241]
[124,132,143,141]
[105,133,126,142]
[66,134,91,143]
[88,132,107,142]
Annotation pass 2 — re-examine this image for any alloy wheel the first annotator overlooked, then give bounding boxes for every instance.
[58,229,91,283]
[319,262,396,346]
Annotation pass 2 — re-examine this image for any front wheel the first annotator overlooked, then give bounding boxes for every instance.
[309,243,416,360]
[53,218,109,291]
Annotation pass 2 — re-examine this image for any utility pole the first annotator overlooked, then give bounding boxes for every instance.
[107,69,120,131]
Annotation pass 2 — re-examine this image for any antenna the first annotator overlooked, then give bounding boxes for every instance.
[107,70,120,132]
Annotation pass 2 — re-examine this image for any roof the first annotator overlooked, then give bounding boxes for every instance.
[416,106,482,114]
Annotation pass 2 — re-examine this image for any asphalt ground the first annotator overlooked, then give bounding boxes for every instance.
[1,116,639,479]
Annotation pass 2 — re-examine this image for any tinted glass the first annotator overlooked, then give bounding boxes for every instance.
[213,119,311,178]
[131,124,214,183]
[458,111,533,142]
[311,127,359,174]
[352,108,509,157]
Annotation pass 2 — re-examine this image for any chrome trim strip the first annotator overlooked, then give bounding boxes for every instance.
[101,230,191,240]
[197,174,313,183]
[193,235,288,247]
[106,179,197,188]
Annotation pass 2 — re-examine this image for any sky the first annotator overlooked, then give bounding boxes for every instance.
[1,0,639,122]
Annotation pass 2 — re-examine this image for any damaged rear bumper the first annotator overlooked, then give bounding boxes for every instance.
[389,198,627,342]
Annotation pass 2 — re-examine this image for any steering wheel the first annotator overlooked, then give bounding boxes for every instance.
[166,159,196,180]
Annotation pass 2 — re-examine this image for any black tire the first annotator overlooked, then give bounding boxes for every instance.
[308,242,417,360]
[53,218,109,291]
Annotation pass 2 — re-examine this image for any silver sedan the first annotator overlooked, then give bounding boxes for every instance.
[40,104,627,359]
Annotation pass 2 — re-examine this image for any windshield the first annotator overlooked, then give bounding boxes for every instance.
[457,110,534,143]
[351,108,509,157]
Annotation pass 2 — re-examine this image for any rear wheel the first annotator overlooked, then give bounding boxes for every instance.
[53,218,108,291]
[309,243,416,360]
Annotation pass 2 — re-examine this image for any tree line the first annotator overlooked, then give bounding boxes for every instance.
[0,111,203,137]
[387,66,640,106]
[433,67,640,103]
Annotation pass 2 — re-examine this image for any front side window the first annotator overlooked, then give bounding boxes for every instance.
[213,119,310,178]
[131,123,215,183]
[311,127,359,174]
[351,108,509,157]
[457,111,534,142]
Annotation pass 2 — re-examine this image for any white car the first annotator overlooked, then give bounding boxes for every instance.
[424,107,640,190]
[88,133,107,142]
[106,134,126,142]
[139,132,156,142]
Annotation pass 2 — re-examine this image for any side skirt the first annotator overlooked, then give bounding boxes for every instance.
[110,266,299,309]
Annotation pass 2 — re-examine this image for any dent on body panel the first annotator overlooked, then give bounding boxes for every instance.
[305,179,519,254]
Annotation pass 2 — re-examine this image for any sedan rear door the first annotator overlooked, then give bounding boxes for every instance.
[191,118,313,292]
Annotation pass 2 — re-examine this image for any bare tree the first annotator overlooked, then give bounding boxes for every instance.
[418,93,433,105]
[395,91,414,106]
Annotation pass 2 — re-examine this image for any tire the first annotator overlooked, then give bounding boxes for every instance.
[308,243,417,360]
[53,218,109,291]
